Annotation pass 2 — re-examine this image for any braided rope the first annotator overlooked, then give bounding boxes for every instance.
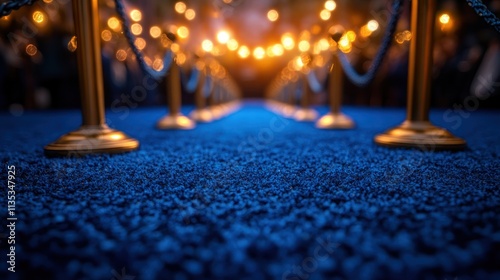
[113,0,173,80]
[337,0,404,87]
[466,0,500,33]
[0,0,38,17]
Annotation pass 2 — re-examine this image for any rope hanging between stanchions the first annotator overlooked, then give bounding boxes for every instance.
[113,0,173,81]
[182,67,201,93]
[306,70,324,94]
[0,0,38,17]
[466,0,500,33]
[336,0,403,88]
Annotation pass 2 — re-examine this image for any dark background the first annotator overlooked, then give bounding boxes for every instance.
[0,0,500,112]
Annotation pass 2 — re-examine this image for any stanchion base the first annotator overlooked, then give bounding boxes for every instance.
[44,125,139,157]
[374,121,466,150]
[293,108,318,122]
[315,112,355,129]
[157,114,196,130]
[190,109,213,123]
[209,106,224,120]
[282,105,297,118]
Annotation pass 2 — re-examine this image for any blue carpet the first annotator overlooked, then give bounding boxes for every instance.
[0,102,499,280]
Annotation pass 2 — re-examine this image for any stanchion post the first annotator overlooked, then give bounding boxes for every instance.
[157,51,196,130]
[316,54,355,129]
[374,0,466,150]
[44,0,139,156]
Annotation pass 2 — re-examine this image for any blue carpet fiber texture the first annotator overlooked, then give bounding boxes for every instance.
[0,102,499,280]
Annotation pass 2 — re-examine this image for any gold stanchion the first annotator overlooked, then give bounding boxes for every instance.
[44,0,139,156]
[375,0,466,150]
[316,54,355,129]
[157,58,196,130]
[190,68,213,123]
[293,72,318,122]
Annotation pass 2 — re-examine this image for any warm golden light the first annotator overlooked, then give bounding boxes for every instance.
[217,30,231,44]
[101,30,112,41]
[171,43,181,53]
[185,9,196,20]
[281,33,295,50]
[238,45,250,58]
[298,40,311,52]
[293,56,304,71]
[175,2,187,14]
[67,36,77,52]
[202,39,214,52]
[267,9,279,22]
[26,44,37,56]
[439,13,451,25]
[131,23,143,35]
[324,0,337,11]
[130,9,142,22]
[272,44,285,56]
[320,9,331,21]
[107,17,120,31]
[227,39,239,51]
[32,11,45,24]
[367,20,379,32]
[116,49,127,61]
[177,26,189,39]
[134,38,146,50]
[253,47,266,60]
[150,26,162,38]
[346,30,356,42]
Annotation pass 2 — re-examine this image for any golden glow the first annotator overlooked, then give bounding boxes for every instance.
[217,30,231,44]
[43,0,53,3]
[338,36,352,53]
[272,44,284,56]
[253,47,266,60]
[107,17,120,31]
[318,38,330,51]
[267,9,279,22]
[171,43,180,53]
[238,45,250,58]
[176,53,187,66]
[175,2,187,14]
[116,49,127,61]
[293,56,304,71]
[227,39,239,51]
[68,36,77,52]
[324,0,337,11]
[134,38,146,50]
[439,13,451,25]
[367,20,379,32]
[298,40,311,52]
[320,9,331,21]
[101,30,112,41]
[281,33,295,50]
[202,39,214,52]
[26,44,37,56]
[185,9,196,20]
[131,23,143,35]
[130,9,142,22]
[150,26,162,38]
[346,30,356,42]
[32,11,45,24]
[177,26,189,39]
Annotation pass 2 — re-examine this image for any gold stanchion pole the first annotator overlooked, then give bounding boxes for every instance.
[44,0,139,156]
[316,54,355,129]
[157,58,196,130]
[190,68,213,123]
[293,72,318,122]
[374,0,466,150]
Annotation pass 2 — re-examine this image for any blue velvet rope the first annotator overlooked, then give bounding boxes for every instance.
[336,0,404,88]
[306,71,324,94]
[0,0,37,17]
[113,0,173,81]
[183,67,201,93]
[466,0,500,33]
